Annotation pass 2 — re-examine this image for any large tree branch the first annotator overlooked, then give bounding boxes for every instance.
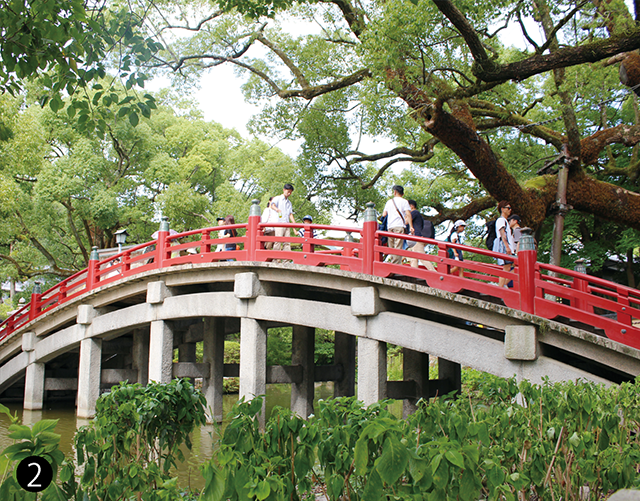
[257,35,310,88]
[430,196,496,226]
[433,0,640,83]
[320,0,366,37]
[567,174,640,230]
[230,58,371,99]
[580,123,640,164]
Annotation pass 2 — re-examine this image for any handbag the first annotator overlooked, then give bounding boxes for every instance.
[392,199,410,234]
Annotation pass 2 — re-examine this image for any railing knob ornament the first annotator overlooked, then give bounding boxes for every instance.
[364,202,376,222]
[32,282,42,295]
[574,258,587,275]
[344,232,355,243]
[519,227,536,252]
[90,246,99,261]
[159,216,170,232]
[250,199,261,217]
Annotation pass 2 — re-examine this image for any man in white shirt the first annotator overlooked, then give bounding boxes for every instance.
[270,183,296,252]
[382,185,414,265]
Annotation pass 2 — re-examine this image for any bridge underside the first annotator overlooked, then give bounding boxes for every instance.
[1,263,638,422]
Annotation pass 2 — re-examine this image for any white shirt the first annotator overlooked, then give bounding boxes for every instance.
[272,194,294,222]
[495,216,515,253]
[261,207,278,231]
[383,196,411,229]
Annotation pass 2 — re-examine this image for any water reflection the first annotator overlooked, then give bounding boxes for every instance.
[0,383,337,493]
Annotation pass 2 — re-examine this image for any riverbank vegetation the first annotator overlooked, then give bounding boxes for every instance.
[2,376,640,500]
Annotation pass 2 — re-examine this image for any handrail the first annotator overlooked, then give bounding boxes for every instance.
[1,201,639,350]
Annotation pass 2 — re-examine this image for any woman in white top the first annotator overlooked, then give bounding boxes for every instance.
[261,197,278,249]
[493,201,515,287]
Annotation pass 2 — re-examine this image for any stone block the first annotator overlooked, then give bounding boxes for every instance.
[77,305,97,325]
[22,331,36,352]
[351,287,382,317]
[147,281,171,304]
[234,272,262,299]
[505,325,537,361]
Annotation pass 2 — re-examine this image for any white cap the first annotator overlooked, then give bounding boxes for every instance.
[454,219,466,229]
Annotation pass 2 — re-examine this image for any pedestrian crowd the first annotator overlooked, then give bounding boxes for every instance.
[160,182,524,287]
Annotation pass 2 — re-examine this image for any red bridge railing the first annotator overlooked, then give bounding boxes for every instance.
[1,201,639,349]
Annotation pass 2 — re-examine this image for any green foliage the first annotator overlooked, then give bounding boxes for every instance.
[74,379,207,500]
[203,378,640,499]
[0,93,304,283]
[0,403,75,500]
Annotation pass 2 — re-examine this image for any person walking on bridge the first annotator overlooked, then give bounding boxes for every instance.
[270,183,296,253]
[408,200,435,271]
[494,201,515,288]
[261,197,277,250]
[382,185,414,265]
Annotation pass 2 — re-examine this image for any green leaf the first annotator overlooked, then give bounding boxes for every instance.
[432,457,449,490]
[354,436,369,475]
[362,468,384,501]
[376,435,409,485]
[254,480,270,500]
[49,95,64,113]
[445,449,465,470]
[128,112,139,127]
[459,468,478,501]
[8,424,32,440]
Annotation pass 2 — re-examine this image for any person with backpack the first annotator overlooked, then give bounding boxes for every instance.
[408,200,436,271]
[446,219,466,276]
[492,201,515,287]
[381,185,414,265]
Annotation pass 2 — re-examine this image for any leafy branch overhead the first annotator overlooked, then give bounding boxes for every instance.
[0,0,162,138]
[140,0,640,234]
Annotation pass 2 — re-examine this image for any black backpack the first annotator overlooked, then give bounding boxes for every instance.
[485,219,497,250]
[446,228,456,259]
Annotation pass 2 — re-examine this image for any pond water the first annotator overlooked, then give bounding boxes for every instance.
[0,383,336,493]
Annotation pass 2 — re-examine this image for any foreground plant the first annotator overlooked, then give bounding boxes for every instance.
[75,378,206,500]
[202,377,640,500]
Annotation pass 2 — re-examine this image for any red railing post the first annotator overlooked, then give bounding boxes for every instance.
[617,287,631,325]
[28,282,42,321]
[86,246,100,291]
[362,202,377,275]
[517,228,537,314]
[156,216,170,268]
[247,199,261,261]
[341,232,355,270]
[572,259,590,312]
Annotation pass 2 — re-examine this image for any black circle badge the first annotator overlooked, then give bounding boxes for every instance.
[16,456,53,492]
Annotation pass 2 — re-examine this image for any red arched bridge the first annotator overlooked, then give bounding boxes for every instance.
[0,200,638,421]
[2,201,638,347]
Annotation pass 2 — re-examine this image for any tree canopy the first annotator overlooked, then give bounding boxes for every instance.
[1,0,640,286]
[126,0,640,280]
[0,90,315,281]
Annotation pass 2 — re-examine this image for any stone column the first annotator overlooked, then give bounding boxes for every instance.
[239,317,267,423]
[148,320,174,383]
[334,331,355,398]
[22,331,44,411]
[202,317,225,423]
[357,337,387,406]
[132,328,150,386]
[77,337,103,418]
[24,362,45,411]
[402,348,430,418]
[178,342,197,362]
[291,325,315,418]
[438,358,461,396]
